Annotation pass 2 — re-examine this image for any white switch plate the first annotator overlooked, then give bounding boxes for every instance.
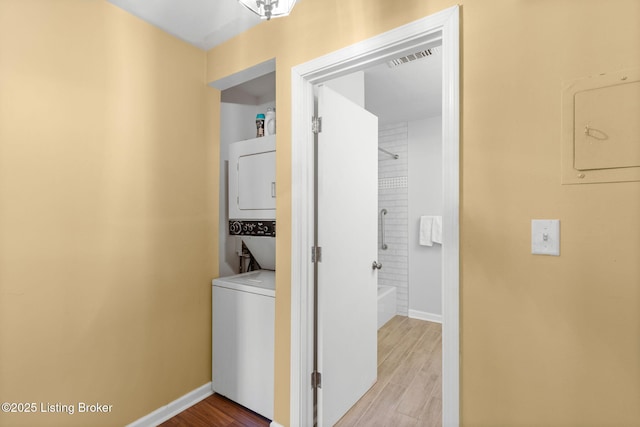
[531,219,560,256]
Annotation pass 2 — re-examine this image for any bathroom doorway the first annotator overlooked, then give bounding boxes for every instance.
[290,6,460,426]
[318,42,443,426]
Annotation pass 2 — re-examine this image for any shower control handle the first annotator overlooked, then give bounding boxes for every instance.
[372,261,382,270]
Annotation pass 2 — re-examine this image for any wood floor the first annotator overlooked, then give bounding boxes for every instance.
[335,315,442,427]
[161,315,440,427]
[158,393,270,427]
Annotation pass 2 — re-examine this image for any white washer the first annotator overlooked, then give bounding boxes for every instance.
[212,269,275,419]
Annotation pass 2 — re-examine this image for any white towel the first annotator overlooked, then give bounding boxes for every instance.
[432,216,443,244]
[419,216,434,246]
[419,215,443,246]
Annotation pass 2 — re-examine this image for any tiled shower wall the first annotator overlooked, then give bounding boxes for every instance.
[378,122,408,316]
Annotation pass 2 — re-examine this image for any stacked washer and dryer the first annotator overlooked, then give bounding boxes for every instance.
[212,135,276,420]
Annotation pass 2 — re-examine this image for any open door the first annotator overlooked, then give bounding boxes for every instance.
[316,85,379,426]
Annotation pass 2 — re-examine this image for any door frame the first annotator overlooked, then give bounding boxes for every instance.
[290,5,460,426]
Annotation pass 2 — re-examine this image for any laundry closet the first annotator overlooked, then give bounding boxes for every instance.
[210,60,276,421]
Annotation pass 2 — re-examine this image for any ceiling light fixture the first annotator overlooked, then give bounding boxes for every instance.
[238,0,297,20]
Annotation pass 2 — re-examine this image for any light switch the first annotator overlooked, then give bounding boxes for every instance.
[531,219,560,256]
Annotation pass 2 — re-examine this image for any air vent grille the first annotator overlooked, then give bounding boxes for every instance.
[387,47,441,68]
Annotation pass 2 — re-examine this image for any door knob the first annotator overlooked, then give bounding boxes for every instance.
[372,261,382,270]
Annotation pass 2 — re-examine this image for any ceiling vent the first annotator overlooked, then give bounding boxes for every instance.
[386,47,441,68]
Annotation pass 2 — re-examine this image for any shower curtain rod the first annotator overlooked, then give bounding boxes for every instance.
[378,147,399,159]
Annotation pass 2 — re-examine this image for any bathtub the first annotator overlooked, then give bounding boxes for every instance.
[377,285,397,330]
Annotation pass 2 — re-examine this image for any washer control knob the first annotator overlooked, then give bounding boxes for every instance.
[229,221,242,235]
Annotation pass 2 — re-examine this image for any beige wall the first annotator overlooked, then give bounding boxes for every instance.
[0,1,218,425]
[207,0,640,426]
[1,0,638,426]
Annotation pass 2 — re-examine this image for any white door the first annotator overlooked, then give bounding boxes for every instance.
[317,85,379,426]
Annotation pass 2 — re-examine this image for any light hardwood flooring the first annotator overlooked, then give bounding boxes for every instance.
[335,315,442,427]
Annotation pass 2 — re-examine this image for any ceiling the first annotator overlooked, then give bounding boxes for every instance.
[107,0,263,50]
[107,0,442,122]
[364,51,442,124]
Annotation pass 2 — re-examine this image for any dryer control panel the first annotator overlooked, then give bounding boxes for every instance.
[229,220,276,237]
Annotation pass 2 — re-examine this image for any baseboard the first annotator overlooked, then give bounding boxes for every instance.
[408,309,442,324]
[126,382,213,427]
[270,421,285,427]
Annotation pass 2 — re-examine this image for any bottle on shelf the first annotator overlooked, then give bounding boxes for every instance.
[256,113,265,138]
[265,107,276,136]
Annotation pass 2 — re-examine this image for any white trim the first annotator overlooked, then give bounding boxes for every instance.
[440,8,461,426]
[290,5,460,427]
[270,421,286,427]
[125,382,213,427]
[290,66,316,427]
[409,309,443,324]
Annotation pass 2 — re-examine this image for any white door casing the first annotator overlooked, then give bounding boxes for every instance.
[290,6,459,427]
[316,85,378,427]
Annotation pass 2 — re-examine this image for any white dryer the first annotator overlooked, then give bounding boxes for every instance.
[212,269,275,420]
[228,135,276,221]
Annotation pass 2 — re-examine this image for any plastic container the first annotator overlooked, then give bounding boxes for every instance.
[265,107,276,136]
[256,113,265,137]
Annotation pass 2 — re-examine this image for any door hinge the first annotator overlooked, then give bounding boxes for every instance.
[311,246,322,263]
[311,371,322,389]
[312,116,322,134]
